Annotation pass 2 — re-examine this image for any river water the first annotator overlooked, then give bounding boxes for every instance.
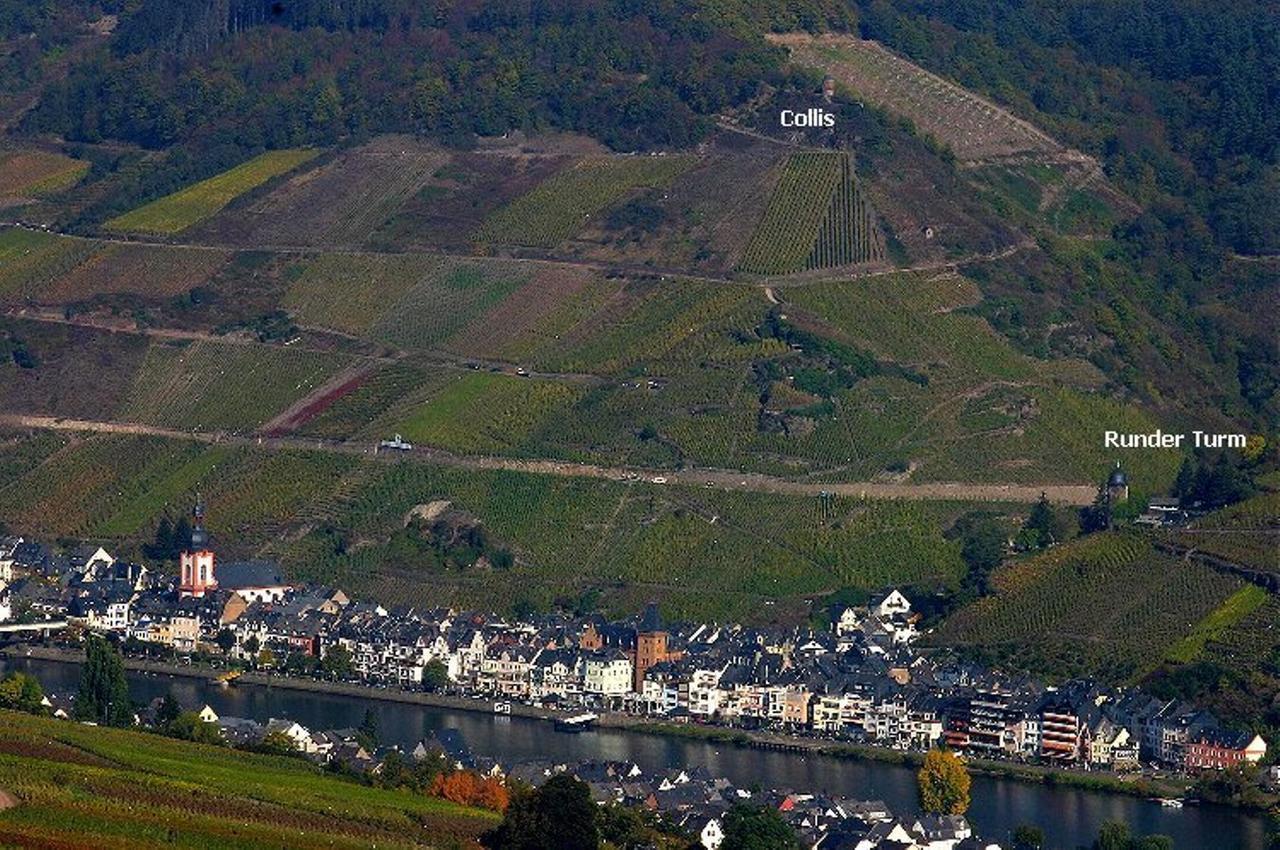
[8,657,1271,849]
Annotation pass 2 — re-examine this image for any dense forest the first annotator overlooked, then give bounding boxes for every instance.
[22,0,851,152]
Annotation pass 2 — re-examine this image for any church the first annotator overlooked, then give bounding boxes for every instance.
[178,499,292,603]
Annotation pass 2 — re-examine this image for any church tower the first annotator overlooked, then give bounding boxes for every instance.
[178,497,217,598]
[633,602,668,692]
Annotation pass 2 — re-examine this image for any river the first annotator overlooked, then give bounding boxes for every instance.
[7,657,1271,849]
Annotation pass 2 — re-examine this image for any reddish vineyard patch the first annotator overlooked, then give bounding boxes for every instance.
[262,367,374,436]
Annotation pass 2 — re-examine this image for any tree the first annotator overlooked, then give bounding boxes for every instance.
[721,804,803,850]
[320,645,353,678]
[257,729,298,756]
[169,710,223,745]
[215,628,236,654]
[155,691,182,729]
[422,658,449,691]
[75,634,132,726]
[482,774,599,850]
[358,707,380,751]
[1024,493,1062,548]
[1013,824,1044,850]
[431,770,510,812]
[917,749,970,815]
[959,518,1005,596]
[0,671,45,714]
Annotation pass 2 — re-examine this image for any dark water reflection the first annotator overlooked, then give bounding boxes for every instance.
[9,658,1270,849]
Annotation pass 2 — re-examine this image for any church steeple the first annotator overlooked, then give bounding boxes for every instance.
[179,495,216,598]
[190,494,209,551]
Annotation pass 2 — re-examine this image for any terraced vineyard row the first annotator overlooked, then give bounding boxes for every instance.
[474,155,692,248]
[283,253,442,334]
[806,153,886,270]
[394,371,585,456]
[106,149,318,234]
[229,144,448,246]
[932,533,1248,682]
[118,340,354,432]
[774,33,1060,162]
[0,230,101,302]
[368,259,532,351]
[0,148,88,198]
[738,152,845,275]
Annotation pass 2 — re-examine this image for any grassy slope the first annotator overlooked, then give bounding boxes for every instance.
[0,710,496,849]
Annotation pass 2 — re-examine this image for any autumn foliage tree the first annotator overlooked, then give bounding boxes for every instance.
[431,770,510,812]
[917,749,971,815]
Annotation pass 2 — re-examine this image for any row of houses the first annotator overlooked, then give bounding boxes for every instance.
[115,695,1000,850]
[0,531,1267,776]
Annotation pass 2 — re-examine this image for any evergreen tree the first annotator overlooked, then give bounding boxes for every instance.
[358,707,380,751]
[1025,493,1062,548]
[76,635,132,726]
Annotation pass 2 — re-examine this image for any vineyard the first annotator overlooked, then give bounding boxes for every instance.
[1169,491,1280,577]
[773,33,1060,162]
[0,149,88,198]
[105,149,318,234]
[474,155,693,248]
[0,435,210,538]
[738,152,843,275]
[117,340,354,432]
[0,230,100,303]
[295,362,429,440]
[0,430,69,492]
[274,457,980,621]
[0,320,152,420]
[806,154,886,270]
[739,151,885,275]
[41,243,231,302]
[441,265,600,360]
[931,533,1249,682]
[367,259,532,351]
[283,253,443,335]
[203,140,448,247]
[393,371,585,456]
[0,711,496,850]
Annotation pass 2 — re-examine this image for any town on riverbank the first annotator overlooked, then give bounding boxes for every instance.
[2,502,1275,816]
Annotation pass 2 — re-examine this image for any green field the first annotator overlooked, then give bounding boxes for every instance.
[931,533,1250,682]
[0,710,496,849]
[106,149,318,234]
[474,155,693,248]
[118,340,354,432]
[1163,584,1270,663]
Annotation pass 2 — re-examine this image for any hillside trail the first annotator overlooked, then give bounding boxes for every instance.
[2,221,1034,294]
[0,413,1096,506]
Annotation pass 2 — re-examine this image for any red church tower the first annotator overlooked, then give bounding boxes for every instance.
[178,498,217,598]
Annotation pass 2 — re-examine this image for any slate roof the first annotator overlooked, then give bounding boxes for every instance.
[217,560,288,590]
